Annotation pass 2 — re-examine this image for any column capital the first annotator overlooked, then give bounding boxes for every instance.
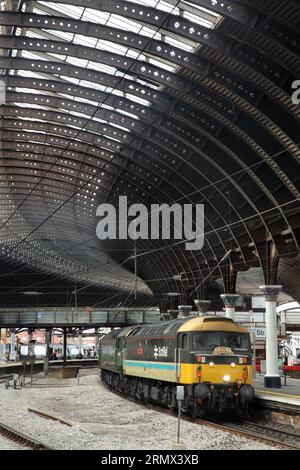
[194,299,211,314]
[220,293,240,308]
[167,309,179,320]
[259,285,282,302]
[178,305,193,317]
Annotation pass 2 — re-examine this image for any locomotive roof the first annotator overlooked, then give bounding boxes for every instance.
[101,316,248,342]
[101,325,140,342]
[126,315,248,338]
[177,316,247,334]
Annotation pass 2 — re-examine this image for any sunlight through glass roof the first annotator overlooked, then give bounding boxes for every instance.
[7,0,221,158]
[0,0,222,290]
[1,0,299,307]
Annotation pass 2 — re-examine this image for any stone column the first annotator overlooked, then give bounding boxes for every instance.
[9,330,16,361]
[259,285,282,388]
[28,329,35,358]
[167,310,179,320]
[0,328,3,361]
[194,300,211,317]
[94,328,99,358]
[78,330,82,357]
[44,328,51,376]
[220,294,240,320]
[63,328,67,367]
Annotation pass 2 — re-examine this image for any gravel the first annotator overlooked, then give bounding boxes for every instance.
[0,372,277,450]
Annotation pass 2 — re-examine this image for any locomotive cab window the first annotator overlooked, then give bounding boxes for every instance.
[178,333,188,349]
[222,333,250,351]
[192,332,250,353]
[116,338,124,350]
[193,332,218,351]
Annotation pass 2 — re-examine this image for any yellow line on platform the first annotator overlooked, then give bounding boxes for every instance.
[255,389,300,400]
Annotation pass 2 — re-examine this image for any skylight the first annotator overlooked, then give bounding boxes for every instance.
[0,0,223,268]
[10,0,222,122]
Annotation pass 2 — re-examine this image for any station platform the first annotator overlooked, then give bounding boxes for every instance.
[0,358,97,367]
[0,360,43,368]
[253,375,300,412]
[0,358,98,377]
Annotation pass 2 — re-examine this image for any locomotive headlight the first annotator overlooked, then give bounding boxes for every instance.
[209,362,214,367]
[223,375,230,382]
[231,362,236,368]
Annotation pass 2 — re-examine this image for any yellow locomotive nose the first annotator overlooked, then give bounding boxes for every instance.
[195,362,251,385]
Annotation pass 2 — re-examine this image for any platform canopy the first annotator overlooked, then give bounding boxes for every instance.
[0,0,300,308]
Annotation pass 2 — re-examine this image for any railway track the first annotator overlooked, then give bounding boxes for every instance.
[236,420,300,449]
[0,421,55,450]
[192,418,300,450]
[255,396,300,416]
[105,383,300,450]
[152,403,300,450]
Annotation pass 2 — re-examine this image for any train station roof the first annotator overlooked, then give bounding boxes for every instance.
[0,0,300,307]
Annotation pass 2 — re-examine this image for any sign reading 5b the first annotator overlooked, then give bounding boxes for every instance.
[255,327,266,339]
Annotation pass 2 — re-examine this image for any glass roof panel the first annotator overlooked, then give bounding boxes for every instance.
[26,29,52,39]
[66,56,89,68]
[38,2,84,19]
[0,0,222,289]
[183,10,213,28]
[87,62,117,75]
[44,29,74,41]
[21,50,48,61]
[73,34,98,48]
[125,0,179,15]
[10,0,222,115]
[94,40,129,56]
[182,1,221,19]
[78,80,106,91]
[81,8,110,24]
[60,75,80,84]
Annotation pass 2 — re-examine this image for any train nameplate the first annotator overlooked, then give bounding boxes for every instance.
[212,347,234,356]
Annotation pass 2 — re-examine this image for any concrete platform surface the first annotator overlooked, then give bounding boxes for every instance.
[254,375,300,407]
[0,358,97,369]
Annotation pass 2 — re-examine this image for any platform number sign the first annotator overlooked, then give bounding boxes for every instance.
[255,327,266,339]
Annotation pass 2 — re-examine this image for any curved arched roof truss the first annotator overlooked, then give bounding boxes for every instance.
[0,0,300,307]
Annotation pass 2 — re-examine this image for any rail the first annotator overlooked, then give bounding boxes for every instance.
[0,421,55,450]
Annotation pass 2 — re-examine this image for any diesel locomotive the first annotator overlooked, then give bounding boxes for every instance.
[99,315,255,416]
